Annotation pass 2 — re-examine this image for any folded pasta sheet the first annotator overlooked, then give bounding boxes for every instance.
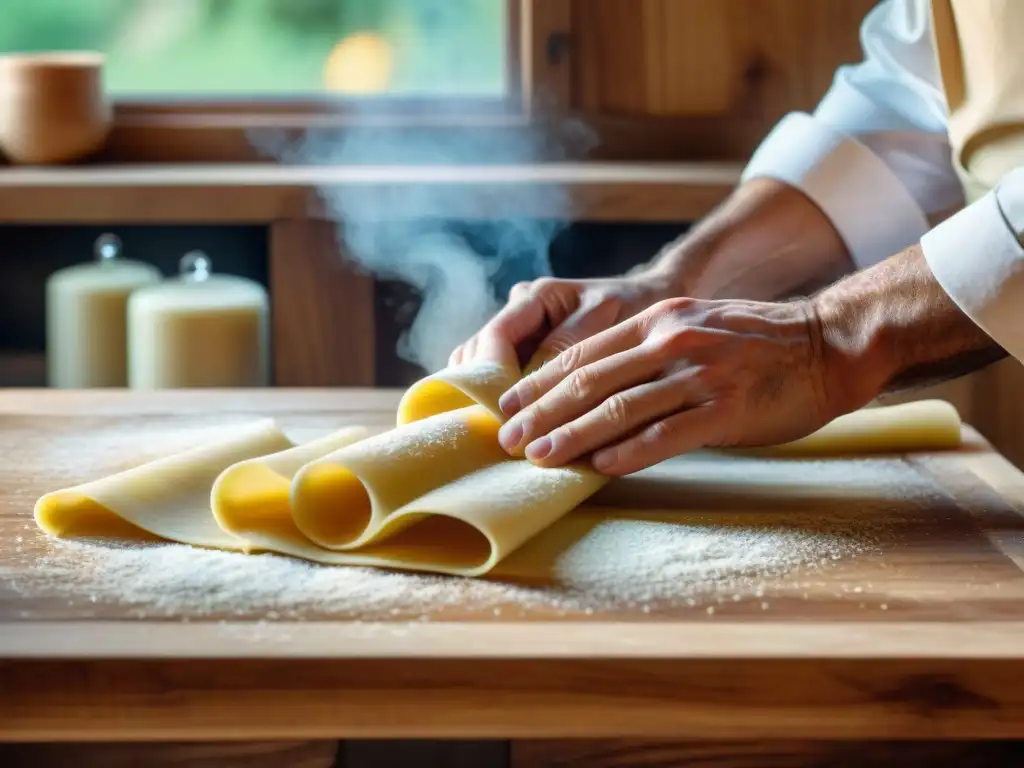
[34,359,962,577]
[34,361,606,576]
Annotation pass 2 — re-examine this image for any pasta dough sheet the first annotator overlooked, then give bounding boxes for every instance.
[739,399,963,457]
[33,360,963,577]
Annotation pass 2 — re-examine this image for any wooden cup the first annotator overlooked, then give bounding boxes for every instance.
[0,51,112,165]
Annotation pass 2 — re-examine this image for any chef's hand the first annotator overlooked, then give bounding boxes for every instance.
[448,273,672,372]
[494,296,849,476]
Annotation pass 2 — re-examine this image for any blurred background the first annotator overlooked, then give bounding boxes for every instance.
[0,0,507,96]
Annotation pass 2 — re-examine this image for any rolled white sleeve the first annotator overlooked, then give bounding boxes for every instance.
[741,0,963,269]
[922,167,1024,361]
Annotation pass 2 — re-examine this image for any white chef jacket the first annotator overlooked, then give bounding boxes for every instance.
[741,0,1024,362]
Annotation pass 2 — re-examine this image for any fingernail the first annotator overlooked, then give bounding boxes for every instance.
[499,420,524,452]
[593,448,617,472]
[525,436,552,461]
[498,388,521,416]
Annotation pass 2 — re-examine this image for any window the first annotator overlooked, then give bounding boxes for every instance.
[1,0,509,98]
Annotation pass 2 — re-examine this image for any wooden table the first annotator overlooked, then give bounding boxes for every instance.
[3,389,1024,767]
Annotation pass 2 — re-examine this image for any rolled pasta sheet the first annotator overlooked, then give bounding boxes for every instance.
[209,425,371,549]
[285,362,609,576]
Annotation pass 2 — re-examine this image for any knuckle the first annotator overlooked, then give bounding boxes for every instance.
[541,330,577,357]
[649,326,695,358]
[515,377,539,408]
[602,393,631,426]
[556,343,585,376]
[640,299,686,335]
[650,296,691,316]
[564,366,596,401]
[643,418,674,444]
[554,422,577,447]
[532,276,559,294]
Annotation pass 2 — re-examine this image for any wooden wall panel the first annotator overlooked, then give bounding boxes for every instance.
[572,0,739,116]
[568,0,878,157]
[269,219,375,387]
[805,0,880,100]
[649,0,737,115]
[522,0,573,112]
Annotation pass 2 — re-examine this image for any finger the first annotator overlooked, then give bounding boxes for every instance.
[500,317,646,418]
[489,287,551,343]
[453,295,551,372]
[473,328,519,370]
[524,298,624,375]
[592,403,723,476]
[523,368,699,467]
[508,280,533,303]
[504,345,666,456]
[448,344,465,367]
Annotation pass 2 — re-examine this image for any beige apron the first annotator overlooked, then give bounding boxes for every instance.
[931,0,1024,205]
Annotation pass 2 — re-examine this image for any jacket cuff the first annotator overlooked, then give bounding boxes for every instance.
[921,186,1024,362]
[742,112,932,268]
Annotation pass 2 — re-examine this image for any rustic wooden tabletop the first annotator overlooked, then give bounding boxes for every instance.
[2,389,1024,747]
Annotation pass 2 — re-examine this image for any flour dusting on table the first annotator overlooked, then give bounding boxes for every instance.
[6,513,892,620]
[2,454,945,621]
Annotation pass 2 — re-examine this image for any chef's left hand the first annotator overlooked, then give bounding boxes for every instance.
[496,296,859,476]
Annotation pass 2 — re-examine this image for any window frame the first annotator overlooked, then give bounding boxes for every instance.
[101,0,572,163]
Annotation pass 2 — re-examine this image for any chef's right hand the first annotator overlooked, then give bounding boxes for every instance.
[449,272,673,372]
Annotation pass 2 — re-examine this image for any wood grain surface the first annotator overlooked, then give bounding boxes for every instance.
[269,220,376,387]
[0,741,339,768]
[3,390,1024,741]
[0,163,741,225]
[566,0,877,159]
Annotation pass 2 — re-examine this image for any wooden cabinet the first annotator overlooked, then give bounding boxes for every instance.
[538,0,878,159]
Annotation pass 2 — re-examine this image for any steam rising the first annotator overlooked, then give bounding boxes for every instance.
[250,116,595,373]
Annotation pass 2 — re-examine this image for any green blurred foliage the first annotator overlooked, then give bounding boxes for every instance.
[0,0,505,95]
[0,0,129,52]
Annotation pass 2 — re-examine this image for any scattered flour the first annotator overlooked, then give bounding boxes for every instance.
[4,508,893,621]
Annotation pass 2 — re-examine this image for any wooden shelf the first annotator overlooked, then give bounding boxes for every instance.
[0,162,741,225]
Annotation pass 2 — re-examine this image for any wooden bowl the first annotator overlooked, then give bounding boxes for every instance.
[0,51,112,165]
